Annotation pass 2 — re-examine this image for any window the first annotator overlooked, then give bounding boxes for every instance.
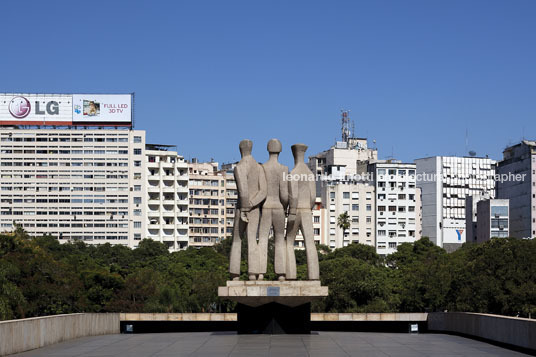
[314,216,320,223]
[343,192,350,199]
[330,192,335,199]
[133,197,142,204]
[342,204,350,211]
[366,216,372,223]
[352,204,359,211]
[377,169,386,175]
[378,230,386,236]
[389,242,397,249]
[134,234,141,240]
[491,206,508,217]
[133,221,141,228]
[133,148,142,155]
[134,185,141,191]
[134,161,141,167]
[366,204,371,211]
[351,192,359,199]
[314,228,320,235]
[366,193,371,200]
[133,136,142,143]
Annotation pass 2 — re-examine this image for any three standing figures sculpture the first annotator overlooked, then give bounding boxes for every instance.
[229,139,320,281]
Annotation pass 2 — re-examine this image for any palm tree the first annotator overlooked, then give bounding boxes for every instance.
[337,212,350,238]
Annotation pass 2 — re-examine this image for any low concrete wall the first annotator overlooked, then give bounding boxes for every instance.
[119,312,428,322]
[428,312,536,351]
[0,313,119,356]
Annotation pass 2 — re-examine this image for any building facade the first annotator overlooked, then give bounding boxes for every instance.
[496,140,536,239]
[319,178,376,249]
[0,128,146,247]
[415,156,496,251]
[368,161,421,255]
[145,144,189,251]
[187,160,237,248]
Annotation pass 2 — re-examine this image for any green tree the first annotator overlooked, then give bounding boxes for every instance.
[337,212,350,239]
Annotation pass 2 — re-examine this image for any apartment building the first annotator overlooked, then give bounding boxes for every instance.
[496,140,536,239]
[188,160,237,247]
[368,161,421,255]
[145,144,189,251]
[0,128,146,247]
[415,156,496,252]
[308,135,379,250]
[319,177,376,249]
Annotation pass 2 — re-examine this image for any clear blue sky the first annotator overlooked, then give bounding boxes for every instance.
[2,0,535,167]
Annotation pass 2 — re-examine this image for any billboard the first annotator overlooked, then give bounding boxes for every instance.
[0,93,132,126]
[72,94,132,124]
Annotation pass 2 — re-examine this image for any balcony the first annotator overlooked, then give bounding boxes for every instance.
[162,186,175,193]
[148,199,160,205]
[161,162,174,169]
[148,224,160,229]
[176,186,188,193]
[147,186,160,193]
[147,174,160,180]
[147,210,160,217]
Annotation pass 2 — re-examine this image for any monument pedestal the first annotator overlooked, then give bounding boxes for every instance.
[218,281,328,334]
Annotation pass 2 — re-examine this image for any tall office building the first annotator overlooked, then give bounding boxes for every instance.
[0,93,192,250]
[496,140,536,239]
[0,128,146,247]
[368,161,421,255]
[145,144,189,251]
[187,160,237,248]
[415,156,496,252]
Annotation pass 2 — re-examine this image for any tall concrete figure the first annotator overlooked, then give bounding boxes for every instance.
[258,139,289,281]
[229,139,267,281]
[286,143,320,280]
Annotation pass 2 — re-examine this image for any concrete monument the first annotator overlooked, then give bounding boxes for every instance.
[258,139,289,281]
[286,143,320,280]
[229,139,267,281]
[220,139,327,334]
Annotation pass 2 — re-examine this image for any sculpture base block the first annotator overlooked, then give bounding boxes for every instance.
[218,280,329,308]
[237,302,311,334]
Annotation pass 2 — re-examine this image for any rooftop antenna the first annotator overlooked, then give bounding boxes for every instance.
[341,110,351,143]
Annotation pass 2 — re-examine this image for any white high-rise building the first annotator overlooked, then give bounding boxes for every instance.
[415,156,496,252]
[368,161,421,255]
[308,137,378,250]
[0,128,146,247]
[145,144,189,251]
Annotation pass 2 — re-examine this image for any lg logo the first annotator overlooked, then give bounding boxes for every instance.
[8,96,60,119]
[8,96,31,118]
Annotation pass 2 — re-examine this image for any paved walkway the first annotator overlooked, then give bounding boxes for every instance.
[13,331,530,357]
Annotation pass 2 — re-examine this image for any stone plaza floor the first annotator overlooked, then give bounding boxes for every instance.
[13,331,531,357]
